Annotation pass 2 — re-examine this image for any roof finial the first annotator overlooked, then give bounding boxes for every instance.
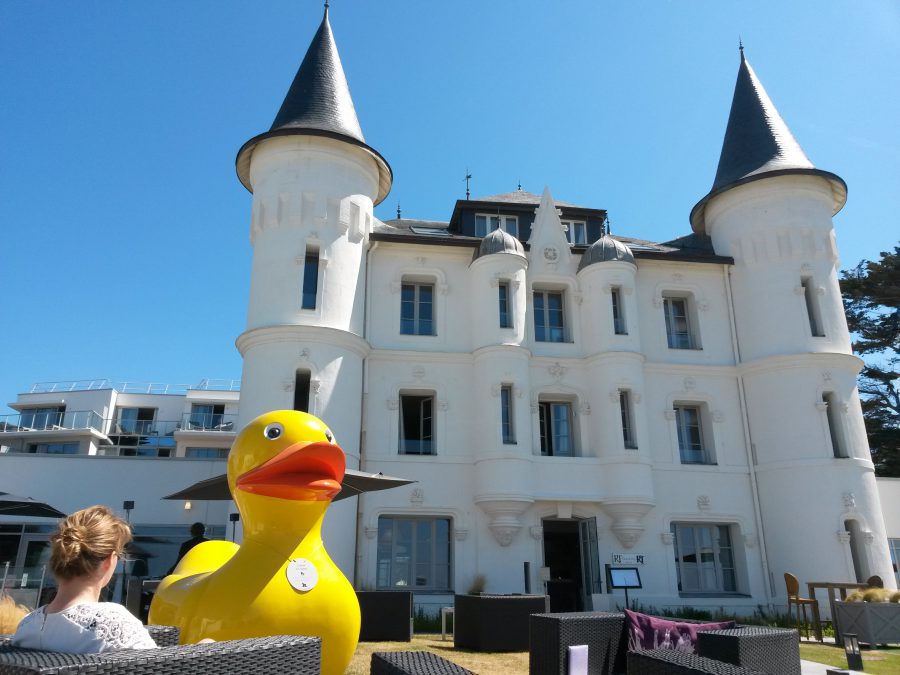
[739,37,744,61]
[464,169,472,200]
[397,203,401,219]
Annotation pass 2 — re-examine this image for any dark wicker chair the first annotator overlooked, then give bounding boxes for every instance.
[627,648,767,674]
[697,626,800,675]
[358,591,413,642]
[453,593,549,652]
[371,651,474,674]
[146,625,180,647]
[529,611,627,675]
[0,634,321,675]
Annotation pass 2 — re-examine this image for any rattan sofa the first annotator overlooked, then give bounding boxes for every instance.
[529,612,799,675]
[0,634,321,675]
[371,650,474,674]
[453,593,549,652]
[358,591,413,642]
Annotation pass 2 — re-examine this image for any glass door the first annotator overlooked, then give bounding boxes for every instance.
[578,517,601,610]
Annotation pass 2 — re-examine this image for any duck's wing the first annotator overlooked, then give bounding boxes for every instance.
[148,541,240,630]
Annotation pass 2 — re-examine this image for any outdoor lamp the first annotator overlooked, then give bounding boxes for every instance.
[184,500,192,510]
[843,633,863,671]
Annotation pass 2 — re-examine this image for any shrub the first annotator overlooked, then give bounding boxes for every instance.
[466,574,486,595]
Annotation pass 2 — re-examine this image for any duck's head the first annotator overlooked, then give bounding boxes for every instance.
[227,410,345,504]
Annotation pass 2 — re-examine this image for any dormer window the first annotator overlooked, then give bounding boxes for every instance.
[475,214,518,238]
[563,220,586,245]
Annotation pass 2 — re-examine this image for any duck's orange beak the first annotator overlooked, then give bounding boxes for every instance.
[236,441,345,501]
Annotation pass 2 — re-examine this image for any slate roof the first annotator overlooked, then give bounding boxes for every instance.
[473,228,526,262]
[471,190,585,209]
[690,51,845,233]
[235,8,392,204]
[577,234,635,271]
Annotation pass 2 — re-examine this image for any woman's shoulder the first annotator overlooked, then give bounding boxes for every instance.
[87,603,157,650]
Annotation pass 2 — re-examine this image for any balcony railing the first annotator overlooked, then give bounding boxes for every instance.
[0,411,105,433]
[27,379,240,395]
[109,419,179,437]
[179,413,238,432]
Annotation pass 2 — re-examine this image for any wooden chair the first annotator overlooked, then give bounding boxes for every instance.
[784,573,819,640]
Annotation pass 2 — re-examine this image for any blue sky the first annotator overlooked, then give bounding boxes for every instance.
[1,1,898,412]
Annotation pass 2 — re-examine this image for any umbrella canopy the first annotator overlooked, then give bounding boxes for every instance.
[163,469,414,503]
[0,492,66,518]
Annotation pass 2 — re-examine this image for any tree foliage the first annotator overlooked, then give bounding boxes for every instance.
[840,245,900,476]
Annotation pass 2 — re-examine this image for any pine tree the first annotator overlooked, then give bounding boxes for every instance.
[840,245,900,476]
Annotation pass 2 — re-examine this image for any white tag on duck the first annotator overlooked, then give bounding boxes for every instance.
[286,558,318,592]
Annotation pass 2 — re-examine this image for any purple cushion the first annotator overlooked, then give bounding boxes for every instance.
[624,609,735,653]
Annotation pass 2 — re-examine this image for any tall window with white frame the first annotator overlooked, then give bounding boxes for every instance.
[400,393,434,455]
[823,392,847,458]
[301,247,319,310]
[611,286,627,335]
[498,281,512,329]
[675,404,712,464]
[501,385,515,444]
[663,295,698,349]
[294,370,311,413]
[401,282,435,335]
[563,220,587,245]
[475,214,518,238]
[671,522,738,594]
[534,290,565,342]
[801,276,825,337]
[620,390,637,449]
[539,400,574,456]
[376,516,452,591]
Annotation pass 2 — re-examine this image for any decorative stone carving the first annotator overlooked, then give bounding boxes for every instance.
[475,498,533,547]
[836,530,851,544]
[816,286,826,296]
[623,286,634,296]
[664,409,676,421]
[310,379,321,394]
[530,526,543,541]
[438,283,449,295]
[412,365,425,380]
[491,526,518,546]
[531,401,539,414]
[843,492,856,509]
[633,392,642,404]
[410,488,424,505]
[580,403,591,415]
[364,526,378,539]
[801,263,813,274]
[697,495,711,511]
[698,300,710,311]
[415,256,427,266]
[815,401,828,412]
[438,399,449,411]
[683,377,696,392]
[712,410,724,423]
[572,292,584,306]
[864,531,875,545]
[543,247,559,262]
[454,528,468,541]
[609,391,620,403]
[822,371,833,382]
[793,285,806,295]
[386,399,399,410]
[548,362,566,381]
[672,273,684,283]
[840,402,849,413]
[299,348,310,360]
[282,378,295,392]
[600,501,654,549]
[653,296,664,308]
[660,532,675,546]
[744,533,758,548]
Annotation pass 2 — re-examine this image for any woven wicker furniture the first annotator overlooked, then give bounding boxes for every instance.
[696,626,800,675]
[834,600,900,645]
[358,591,413,642]
[371,650,474,674]
[529,611,627,675]
[145,625,180,647]
[0,634,321,675]
[453,593,549,652]
[626,648,767,674]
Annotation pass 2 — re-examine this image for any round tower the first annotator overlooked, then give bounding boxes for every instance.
[234,7,391,575]
[576,236,655,548]
[691,51,892,591]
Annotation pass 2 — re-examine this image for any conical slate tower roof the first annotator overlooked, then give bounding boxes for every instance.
[236,8,392,204]
[690,50,846,233]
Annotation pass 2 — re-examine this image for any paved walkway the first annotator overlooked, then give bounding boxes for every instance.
[801,659,862,674]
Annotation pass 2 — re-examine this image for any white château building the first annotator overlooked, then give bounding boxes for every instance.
[2,9,896,616]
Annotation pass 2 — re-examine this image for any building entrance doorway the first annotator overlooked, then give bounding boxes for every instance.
[542,517,601,612]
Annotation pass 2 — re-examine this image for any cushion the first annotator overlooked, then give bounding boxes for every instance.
[624,609,735,653]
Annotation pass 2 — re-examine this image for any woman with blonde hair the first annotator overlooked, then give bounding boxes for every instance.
[12,505,157,653]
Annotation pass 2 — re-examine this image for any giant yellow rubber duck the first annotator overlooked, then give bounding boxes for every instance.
[149,410,360,675]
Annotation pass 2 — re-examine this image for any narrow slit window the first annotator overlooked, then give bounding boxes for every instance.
[294,370,311,413]
[801,277,825,337]
[823,392,846,458]
[501,385,515,443]
[620,390,637,449]
[611,286,627,335]
[302,248,319,310]
[499,282,512,328]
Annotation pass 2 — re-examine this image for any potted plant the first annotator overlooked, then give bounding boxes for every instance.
[834,588,900,645]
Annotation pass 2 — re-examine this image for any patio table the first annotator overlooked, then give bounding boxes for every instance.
[806,580,867,643]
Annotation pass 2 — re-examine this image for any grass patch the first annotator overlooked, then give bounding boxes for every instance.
[799,642,900,675]
[348,634,527,675]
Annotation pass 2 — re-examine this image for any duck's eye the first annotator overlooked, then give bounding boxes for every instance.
[263,423,283,440]
[324,428,334,443]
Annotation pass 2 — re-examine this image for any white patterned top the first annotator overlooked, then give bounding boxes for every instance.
[12,602,158,653]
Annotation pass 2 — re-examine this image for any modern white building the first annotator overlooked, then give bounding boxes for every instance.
[2,9,897,618]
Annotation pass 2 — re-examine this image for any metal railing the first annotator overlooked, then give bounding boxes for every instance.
[108,419,179,437]
[0,410,105,433]
[27,379,240,395]
[1,562,48,610]
[179,412,238,432]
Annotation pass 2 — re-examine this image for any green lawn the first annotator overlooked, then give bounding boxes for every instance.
[799,642,900,675]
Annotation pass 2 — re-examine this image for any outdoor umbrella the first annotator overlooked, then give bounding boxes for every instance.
[0,492,66,518]
[163,469,414,503]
